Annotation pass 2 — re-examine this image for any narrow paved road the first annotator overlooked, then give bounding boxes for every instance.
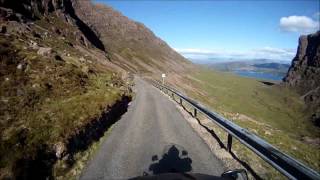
[80,77,224,180]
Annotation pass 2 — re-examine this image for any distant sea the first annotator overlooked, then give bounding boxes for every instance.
[233,70,283,81]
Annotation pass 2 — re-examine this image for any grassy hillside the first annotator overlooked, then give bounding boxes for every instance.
[0,15,131,179]
[165,69,320,177]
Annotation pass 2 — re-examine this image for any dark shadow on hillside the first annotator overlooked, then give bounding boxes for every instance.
[63,0,105,51]
[13,144,56,180]
[66,96,131,165]
[13,95,131,180]
[259,81,275,86]
[148,145,192,175]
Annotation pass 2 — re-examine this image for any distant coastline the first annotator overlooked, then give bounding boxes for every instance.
[232,70,283,81]
[192,59,290,81]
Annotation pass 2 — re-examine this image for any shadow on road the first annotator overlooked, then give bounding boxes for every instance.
[148,145,193,174]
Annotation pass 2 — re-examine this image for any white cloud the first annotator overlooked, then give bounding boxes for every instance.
[279,15,319,33]
[174,47,296,62]
[251,47,295,60]
[174,48,216,55]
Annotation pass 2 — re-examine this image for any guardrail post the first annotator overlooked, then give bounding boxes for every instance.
[194,108,197,118]
[179,98,182,105]
[227,134,232,152]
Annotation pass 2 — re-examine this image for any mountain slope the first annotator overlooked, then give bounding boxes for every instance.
[72,1,192,73]
[0,0,132,179]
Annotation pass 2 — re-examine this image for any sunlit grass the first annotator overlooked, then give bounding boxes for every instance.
[172,69,320,177]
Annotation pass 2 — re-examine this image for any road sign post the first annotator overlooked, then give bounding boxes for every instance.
[162,73,166,85]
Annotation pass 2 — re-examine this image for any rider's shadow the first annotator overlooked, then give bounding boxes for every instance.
[148,145,193,174]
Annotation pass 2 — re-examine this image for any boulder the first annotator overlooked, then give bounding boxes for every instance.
[79,57,85,62]
[29,40,38,49]
[16,64,23,70]
[54,142,66,159]
[37,47,52,56]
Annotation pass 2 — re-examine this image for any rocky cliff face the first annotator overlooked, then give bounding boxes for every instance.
[283,31,320,126]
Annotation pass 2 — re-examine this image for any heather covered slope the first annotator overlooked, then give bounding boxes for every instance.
[0,1,132,179]
[72,1,193,73]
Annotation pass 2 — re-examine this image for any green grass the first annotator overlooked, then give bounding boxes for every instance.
[0,16,131,178]
[54,124,116,180]
[173,69,320,176]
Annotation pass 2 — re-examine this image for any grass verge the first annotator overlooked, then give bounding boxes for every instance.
[164,69,320,178]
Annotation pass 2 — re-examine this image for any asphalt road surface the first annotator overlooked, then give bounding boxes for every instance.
[80,77,225,180]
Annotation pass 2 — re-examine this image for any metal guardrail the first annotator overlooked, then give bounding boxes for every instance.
[153,82,320,180]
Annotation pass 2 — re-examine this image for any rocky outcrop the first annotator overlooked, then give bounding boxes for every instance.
[63,0,105,51]
[283,31,320,126]
[0,0,64,20]
[0,0,105,51]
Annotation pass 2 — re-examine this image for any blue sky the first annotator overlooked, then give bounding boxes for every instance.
[94,0,319,62]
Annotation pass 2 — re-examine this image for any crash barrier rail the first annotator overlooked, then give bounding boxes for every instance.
[153,81,320,180]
